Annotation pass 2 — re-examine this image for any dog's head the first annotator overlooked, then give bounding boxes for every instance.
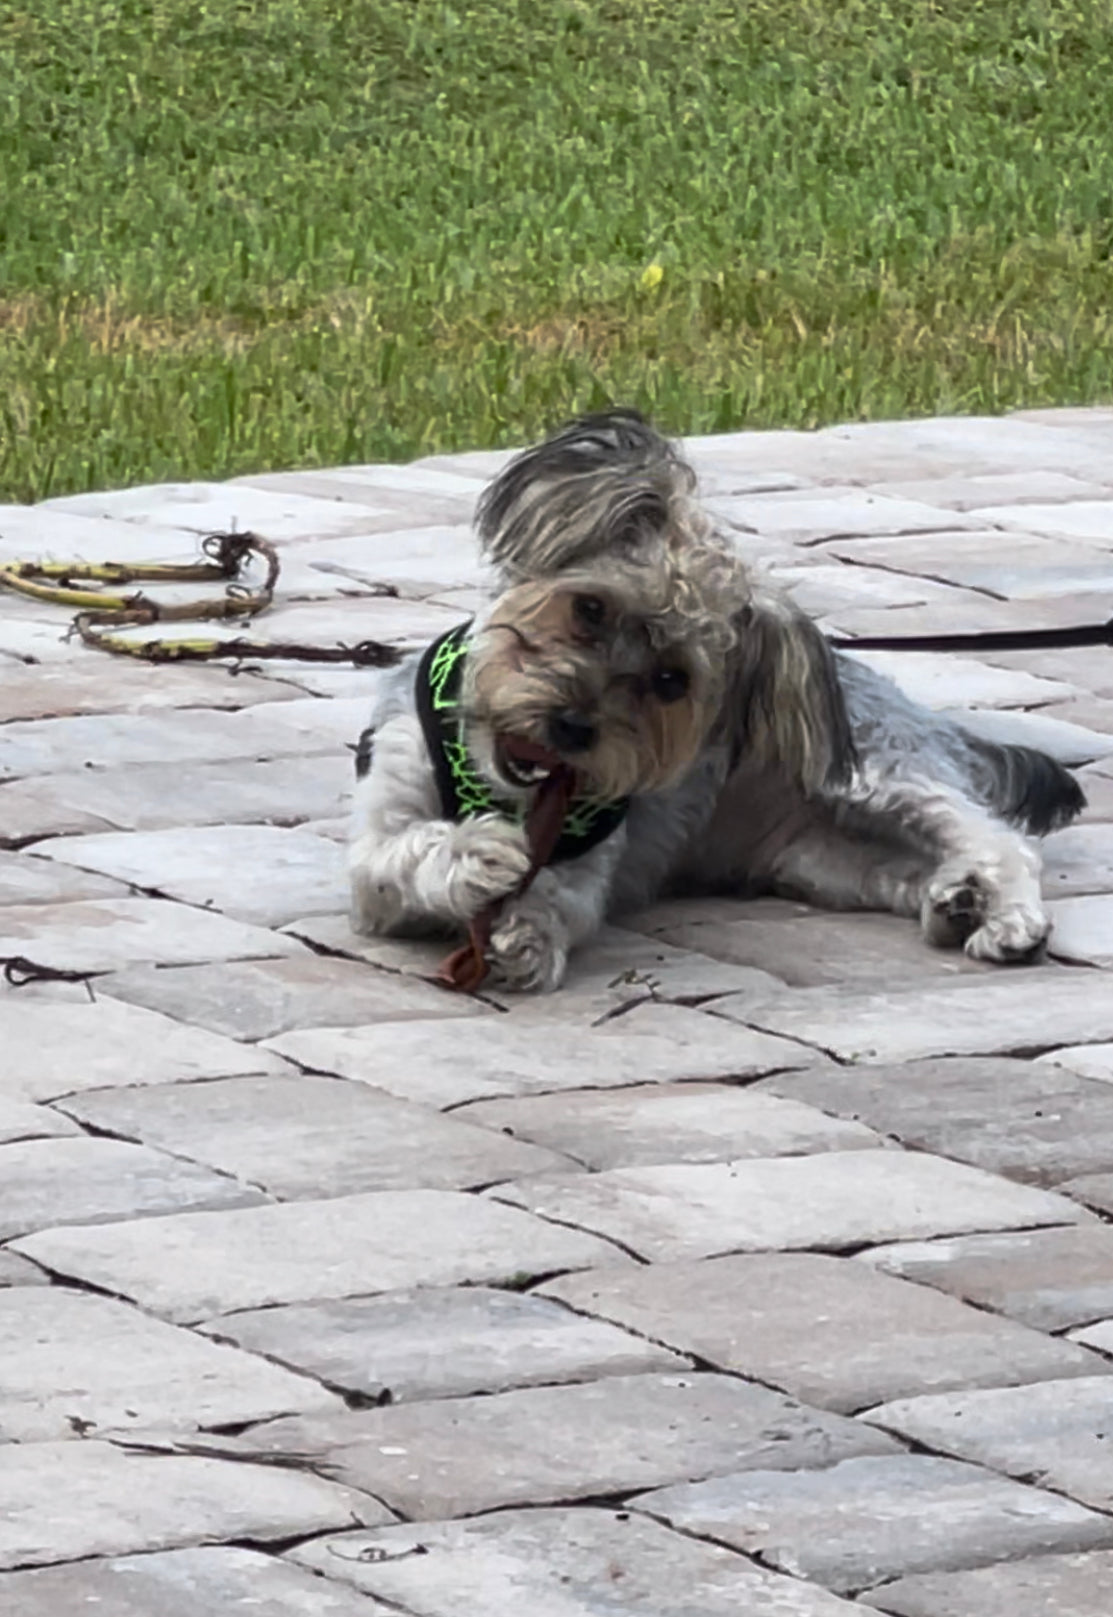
[462,410,856,802]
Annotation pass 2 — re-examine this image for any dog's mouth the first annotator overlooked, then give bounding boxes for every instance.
[494,734,566,789]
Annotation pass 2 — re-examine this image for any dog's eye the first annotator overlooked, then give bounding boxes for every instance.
[572,594,608,631]
[651,665,690,704]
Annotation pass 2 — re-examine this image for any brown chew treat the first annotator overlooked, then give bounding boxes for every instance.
[436,764,577,992]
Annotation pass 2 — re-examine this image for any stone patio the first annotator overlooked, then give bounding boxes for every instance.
[2,407,1113,1613]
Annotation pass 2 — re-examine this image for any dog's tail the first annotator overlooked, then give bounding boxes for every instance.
[963,733,1086,835]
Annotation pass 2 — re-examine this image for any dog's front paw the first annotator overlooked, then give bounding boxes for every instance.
[488,908,568,993]
[445,815,532,918]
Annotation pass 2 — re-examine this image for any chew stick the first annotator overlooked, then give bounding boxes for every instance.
[436,765,577,992]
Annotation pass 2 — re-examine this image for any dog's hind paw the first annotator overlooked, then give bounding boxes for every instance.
[964,903,1050,964]
[921,864,1049,964]
[921,869,988,949]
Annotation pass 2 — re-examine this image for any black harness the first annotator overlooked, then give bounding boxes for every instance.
[411,622,628,864]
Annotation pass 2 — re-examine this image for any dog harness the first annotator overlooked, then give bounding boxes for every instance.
[413,621,629,864]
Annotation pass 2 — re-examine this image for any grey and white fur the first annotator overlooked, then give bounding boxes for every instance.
[349,410,1084,991]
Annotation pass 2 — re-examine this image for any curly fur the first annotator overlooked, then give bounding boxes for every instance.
[348,409,1084,991]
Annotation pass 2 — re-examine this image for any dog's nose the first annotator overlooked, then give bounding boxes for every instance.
[547,711,597,754]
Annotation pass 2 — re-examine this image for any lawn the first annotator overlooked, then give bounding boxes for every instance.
[3,0,1113,500]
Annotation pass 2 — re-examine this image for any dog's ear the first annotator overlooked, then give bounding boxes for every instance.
[475,409,692,577]
[725,593,857,794]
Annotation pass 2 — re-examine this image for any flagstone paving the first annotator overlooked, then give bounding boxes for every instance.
[2,407,1113,1612]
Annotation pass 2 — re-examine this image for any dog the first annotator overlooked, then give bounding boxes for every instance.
[348,409,1084,991]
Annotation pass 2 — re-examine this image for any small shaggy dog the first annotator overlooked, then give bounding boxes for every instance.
[348,410,1084,991]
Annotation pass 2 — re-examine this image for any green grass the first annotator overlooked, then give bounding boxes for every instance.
[3,0,1113,500]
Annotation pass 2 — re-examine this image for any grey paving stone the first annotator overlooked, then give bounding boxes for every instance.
[772,562,971,616]
[634,1454,1113,1595]
[1009,404,1113,426]
[1059,1172,1113,1215]
[0,1439,388,1570]
[1045,695,1113,734]
[43,478,422,538]
[680,415,1111,484]
[178,596,462,656]
[0,1136,264,1239]
[0,1289,340,1441]
[490,922,785,1014]
[1041,823,1113,895]
[627,897,988,988]
[266,459,486,495]
[864,1376,1113,1511]
[701,468,814,496]
[936,703,1113,764]
[841,650,1075,710]
[1,996,286,1102]
[59,1074,573,1198]
[237,463,481,509]
[868,470,1111,510]
[862,1226,1113,1331]
[0,1097,80,1144]
[715,973,1113,1064]
[497,1150,1085,1264]
[299,814,350,840]
[543,1253,1102,1412]
[0,506,213,563]
[242,1372,898,1519]
[0,851,126,905]
[982,644,1113,696]
[5,755,353,837]
[1070,1318,1113,1352]
[103,954,485,1040]
[281,914,471,978]
[204,1286,686,1401]
[0,1251,48,1287]
[972,497,1113,543]
[861,1550,1113,1617]
[12,1189,624,1322]
[755,1056,1113,1186]
[289,1507,859,1616]
[825,529,1113,600]
[267,1010,807,1109]
[0,1547,404,1617]
[284,914,785,1017]
[459,1083,881,1169]
[0,661,295,723]
[709,489,977,546]
[1047,895,1113,966]
[280,525,487,596]
[1,785,120,844]
[827,590,1113,655]
[981,645,1113,698]
[1077,765,1113,818]
[0,897,301,972]
[0,696,368,781]
[37,826,346,928]
[1038,1042,1113,1083]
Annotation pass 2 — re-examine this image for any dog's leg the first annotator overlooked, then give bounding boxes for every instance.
[349,715,531,936]
[912,795,1048,964]
[487,832,626,993]
[769,778,1049,963]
